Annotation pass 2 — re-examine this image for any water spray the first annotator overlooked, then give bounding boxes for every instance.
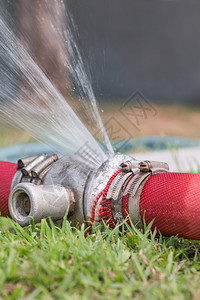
[1,153,200,240]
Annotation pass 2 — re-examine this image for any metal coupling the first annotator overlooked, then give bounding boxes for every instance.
[9,153,92,227]
[9,153,169,231]
[9,183,75,226]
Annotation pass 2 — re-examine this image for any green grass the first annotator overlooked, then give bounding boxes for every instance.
[0,216,200,300]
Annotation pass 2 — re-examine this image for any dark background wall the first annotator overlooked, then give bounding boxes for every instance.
[2,0,200,104]
[68,0,200,103]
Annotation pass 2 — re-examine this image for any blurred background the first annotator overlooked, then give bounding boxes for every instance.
[1,0,200,152]
[69,0,200,104]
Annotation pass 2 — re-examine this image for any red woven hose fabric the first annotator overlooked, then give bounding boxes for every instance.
[140,173,200,240]
[0,162,17,217]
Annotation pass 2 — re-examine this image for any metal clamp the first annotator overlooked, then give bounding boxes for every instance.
[106,159,169,225]
[121,159,169,175]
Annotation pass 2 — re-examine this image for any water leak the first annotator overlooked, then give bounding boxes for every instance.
[0,0,114,167]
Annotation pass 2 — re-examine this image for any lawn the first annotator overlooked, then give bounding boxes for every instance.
[0,217,200,299]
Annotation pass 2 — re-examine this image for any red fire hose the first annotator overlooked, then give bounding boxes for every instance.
[140,172,200,240]
[99,171,200,240]
[0,162,17,217]
[1,161,200,240]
